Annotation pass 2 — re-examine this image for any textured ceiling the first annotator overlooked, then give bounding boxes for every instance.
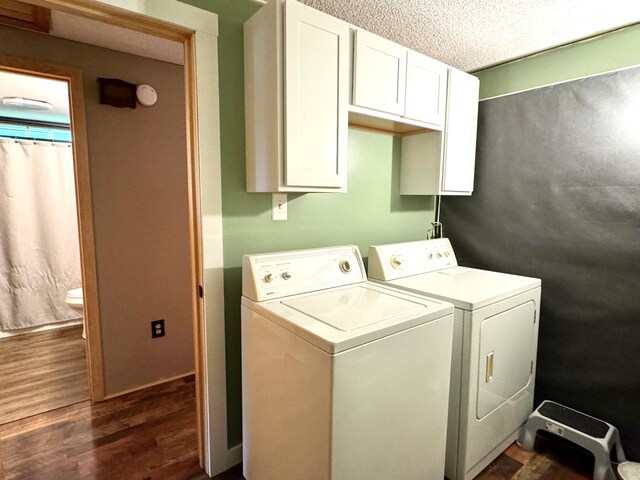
[297,0,640,71]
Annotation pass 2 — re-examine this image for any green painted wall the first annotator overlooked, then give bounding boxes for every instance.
[180,0,435,447]
[476,23,640,100]
[180,0,640,453]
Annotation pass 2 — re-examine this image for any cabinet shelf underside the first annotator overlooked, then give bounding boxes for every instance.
[348,109,441,136]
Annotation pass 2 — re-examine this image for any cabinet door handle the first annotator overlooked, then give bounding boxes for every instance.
[486,352,494,383]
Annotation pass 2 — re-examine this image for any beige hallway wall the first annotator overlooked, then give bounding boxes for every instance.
[0,25,194,396]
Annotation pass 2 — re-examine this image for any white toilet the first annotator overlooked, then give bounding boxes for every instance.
[64,287,86,339]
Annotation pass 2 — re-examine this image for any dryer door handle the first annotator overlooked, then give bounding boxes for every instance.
[486,352,494,383]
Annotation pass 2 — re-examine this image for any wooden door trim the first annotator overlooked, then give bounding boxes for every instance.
[0,54,105,400]
[21,0,193,41]
[182,32,206,469]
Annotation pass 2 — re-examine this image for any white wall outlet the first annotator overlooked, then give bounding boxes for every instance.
[272,193,287,221]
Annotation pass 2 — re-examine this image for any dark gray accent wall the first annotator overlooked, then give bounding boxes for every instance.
[442,67,640,460]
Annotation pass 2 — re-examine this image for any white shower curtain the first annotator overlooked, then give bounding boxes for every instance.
[0,139,82,330]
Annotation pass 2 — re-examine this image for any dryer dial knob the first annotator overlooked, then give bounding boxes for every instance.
[339,260,352,273]
[390,256,402,269]
[264,273,274,283]
[282,272,292,280]
[445,251,450,257]
[436,252,443,259]
[427,252,434,260]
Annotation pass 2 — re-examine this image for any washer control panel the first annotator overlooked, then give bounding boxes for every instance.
[368,238,458,281]
[242,245,366,301]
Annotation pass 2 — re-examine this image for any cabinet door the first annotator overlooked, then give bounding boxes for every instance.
[404,51,448,125]
[441,68,479,194]
[352,29,407,116]
[284,0,349,188]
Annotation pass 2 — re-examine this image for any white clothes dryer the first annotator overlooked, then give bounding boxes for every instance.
[368,238,541,480]
[241,245,454,480]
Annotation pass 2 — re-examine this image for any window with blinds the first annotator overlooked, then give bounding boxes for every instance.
[0,123,72,143]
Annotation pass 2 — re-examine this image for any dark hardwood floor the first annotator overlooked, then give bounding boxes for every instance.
[476,436,593,480]
[0,370,595,480]
[0,325,89,426]
[0,376,201,480]
[207,437,594,480]
[0,328,594,479]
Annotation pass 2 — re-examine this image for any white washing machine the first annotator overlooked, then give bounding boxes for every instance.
[241,245,454,480]
[368,238,541,480]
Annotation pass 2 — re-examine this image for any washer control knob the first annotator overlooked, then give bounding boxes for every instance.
[445,251,450,257]
[264,273,274,283]
[390,256,402,269]
[436,252,443,259]
[427,252,434,260]
[339,260,352,273]
[282,272,292,280]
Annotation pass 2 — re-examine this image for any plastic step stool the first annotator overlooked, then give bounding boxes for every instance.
[517,400,626,480]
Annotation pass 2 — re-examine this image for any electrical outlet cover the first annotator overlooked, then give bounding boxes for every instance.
[151,319,165,338]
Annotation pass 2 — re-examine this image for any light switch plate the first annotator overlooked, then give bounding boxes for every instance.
[272,193,287,221]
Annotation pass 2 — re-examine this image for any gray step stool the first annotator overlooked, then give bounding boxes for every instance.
[517,400,626,480]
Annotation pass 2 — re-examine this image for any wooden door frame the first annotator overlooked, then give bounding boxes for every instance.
[0,55,103,400]
[10,0,233,476]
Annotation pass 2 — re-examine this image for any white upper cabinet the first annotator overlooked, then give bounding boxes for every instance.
[441,68,480,194]
[404,51,448,125]
[244,0,349,192]
[351,29,448,130]
[352,29,407,116]
[244,1,479,196]
[400,68,479,196]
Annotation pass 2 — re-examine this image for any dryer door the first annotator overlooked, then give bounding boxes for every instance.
[477,301,536,419]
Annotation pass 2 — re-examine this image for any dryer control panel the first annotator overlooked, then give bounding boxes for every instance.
[368,238,458,281]
[242,245,366,301]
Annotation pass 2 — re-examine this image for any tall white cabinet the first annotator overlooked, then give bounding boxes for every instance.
[400,68,480,196]
[441,69,480,194]
[244,0,349,192]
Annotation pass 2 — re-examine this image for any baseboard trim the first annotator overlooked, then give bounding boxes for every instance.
[103,371,196,400]
[228,443,242,466]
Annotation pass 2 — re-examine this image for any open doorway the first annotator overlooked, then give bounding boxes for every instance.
[0,20,204,477]
[0,68,89,424]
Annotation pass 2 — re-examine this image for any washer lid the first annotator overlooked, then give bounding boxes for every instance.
[386,267,541,310]
[282,286,425,331]
[243,283,454,353]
